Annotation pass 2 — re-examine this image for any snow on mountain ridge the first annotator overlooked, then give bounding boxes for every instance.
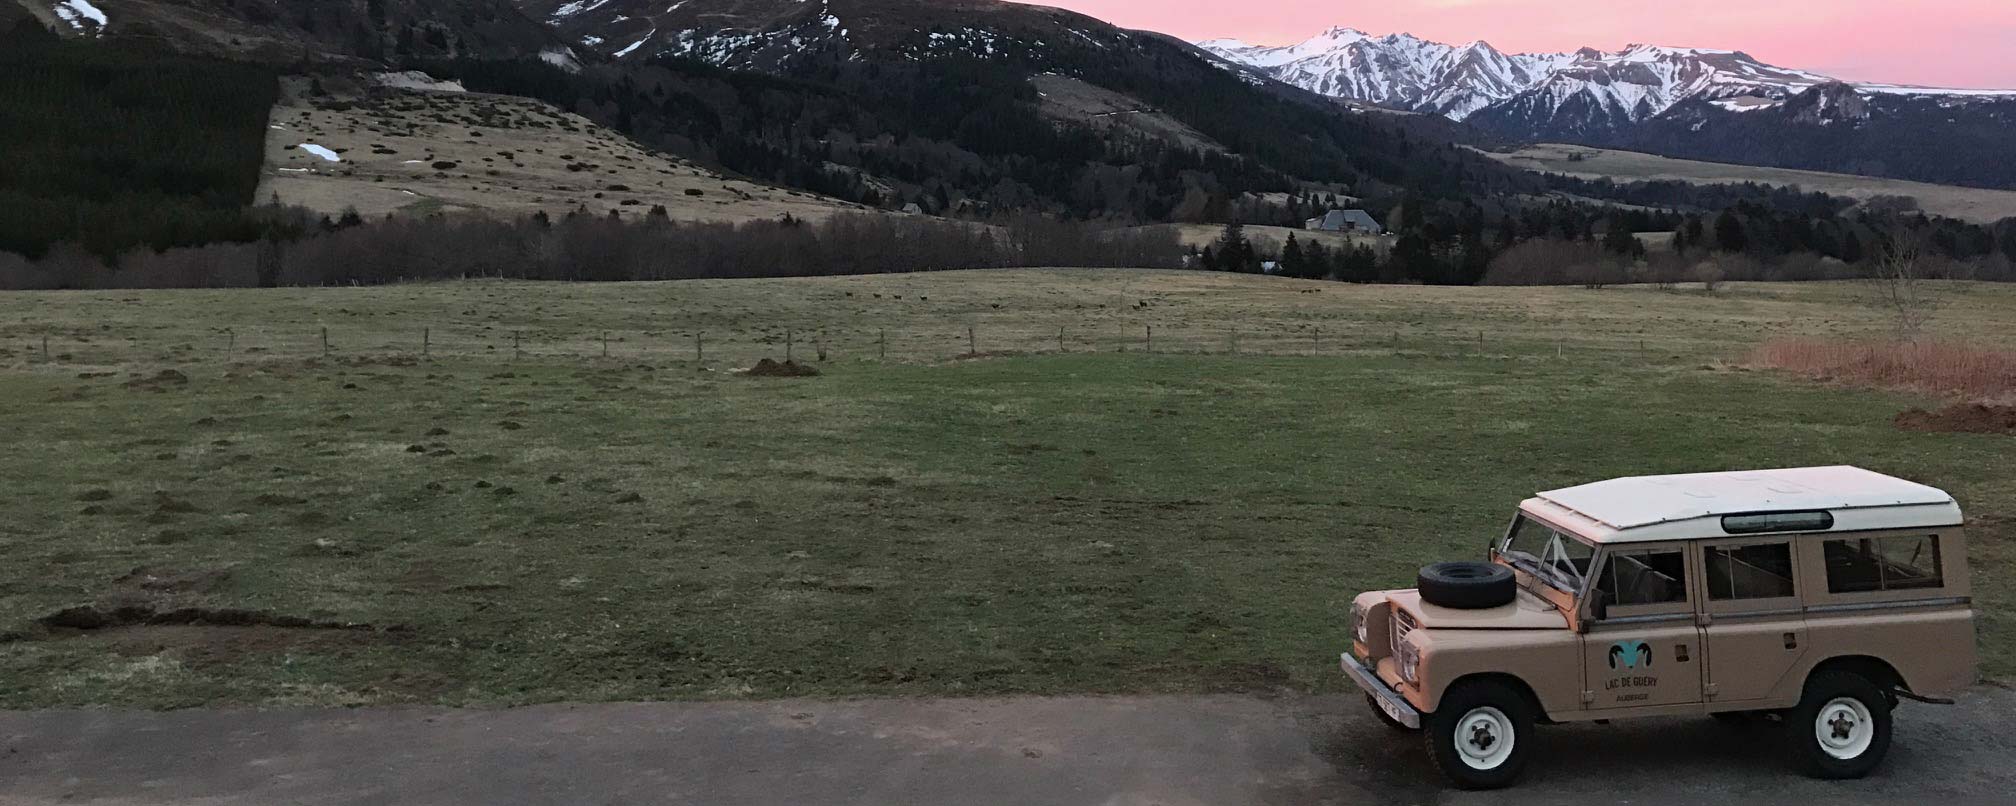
[1194,28,1953,128]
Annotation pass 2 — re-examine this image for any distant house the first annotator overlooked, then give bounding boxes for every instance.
[1305,209,1384,235]
[900,202,924,215]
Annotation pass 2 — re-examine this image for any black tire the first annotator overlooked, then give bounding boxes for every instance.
[1417,562,1516,610]
[1422,679,1534,790]
[1367,693,1416,731]
[1785,671,1893,779]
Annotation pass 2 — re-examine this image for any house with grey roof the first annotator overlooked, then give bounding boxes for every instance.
[1305,209,1384,235]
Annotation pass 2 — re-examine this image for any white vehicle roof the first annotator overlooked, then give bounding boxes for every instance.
[1520,466,1962,544]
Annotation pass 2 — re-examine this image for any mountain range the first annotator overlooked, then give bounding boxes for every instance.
[1199,28,2016,188]
[16,0,2016,191]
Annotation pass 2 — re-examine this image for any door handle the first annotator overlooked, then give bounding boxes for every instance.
[1783,632,1798,650]
[1675,644,1690,663]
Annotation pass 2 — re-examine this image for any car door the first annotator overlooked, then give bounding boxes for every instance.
[1695,537,1809,705]
[1582,543,1705,710]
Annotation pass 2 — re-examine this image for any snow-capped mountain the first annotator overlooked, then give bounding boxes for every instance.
[1199,28,2008,133]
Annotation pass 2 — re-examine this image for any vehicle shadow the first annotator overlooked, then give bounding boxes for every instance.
[1286,699,1998,805]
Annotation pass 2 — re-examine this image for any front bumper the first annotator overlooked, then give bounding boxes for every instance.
[1341,652,1421,729]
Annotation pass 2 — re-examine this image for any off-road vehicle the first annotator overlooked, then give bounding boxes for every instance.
[1344,466,1974,789]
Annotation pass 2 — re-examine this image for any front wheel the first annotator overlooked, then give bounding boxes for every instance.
[1422,680,1534,789]
[1785,672,1893,779]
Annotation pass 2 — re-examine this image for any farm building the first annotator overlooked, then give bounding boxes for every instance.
[1305,209,1384,235]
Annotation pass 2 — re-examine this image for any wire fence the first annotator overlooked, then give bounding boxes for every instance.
[11,318,1673,372]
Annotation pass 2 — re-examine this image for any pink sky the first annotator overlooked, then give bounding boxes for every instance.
[1022,0,2016,89]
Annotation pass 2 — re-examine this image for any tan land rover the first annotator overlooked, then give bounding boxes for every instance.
[1343,466,1975,789]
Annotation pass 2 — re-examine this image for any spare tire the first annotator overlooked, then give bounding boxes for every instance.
[1418,562,1516,609]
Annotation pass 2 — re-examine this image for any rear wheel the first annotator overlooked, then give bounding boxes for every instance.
[1785,672,1893,779]
[1422,680,1534,789]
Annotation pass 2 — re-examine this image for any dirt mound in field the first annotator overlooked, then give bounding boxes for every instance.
[1894,404,2016,435]
[743,359,820,378]
[122,369,190,391]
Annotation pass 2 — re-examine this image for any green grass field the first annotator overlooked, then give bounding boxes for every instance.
[2,271,2011,707]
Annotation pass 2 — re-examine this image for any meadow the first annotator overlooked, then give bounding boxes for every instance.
[1,271,2011,707]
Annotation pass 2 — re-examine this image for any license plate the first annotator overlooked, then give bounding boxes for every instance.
[1374,692,1409,724]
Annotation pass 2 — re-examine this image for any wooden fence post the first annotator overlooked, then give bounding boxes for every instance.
[602,331,609,358]
[967,325,976,355]
[1058,326,1065,352]
[1146,325,1153,353]
[423,327,430,357]
[786,329,794,362]
[879,329,886,360]
[694,332,703,363]
[321,327,329,356]
[513,331,522,360]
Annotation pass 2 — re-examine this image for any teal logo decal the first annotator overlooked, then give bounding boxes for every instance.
[1608,640,1654,670]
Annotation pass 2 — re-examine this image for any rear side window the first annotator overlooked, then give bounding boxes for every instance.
[1824,535,1944,593]
[1596,549,1687,606]
[1704,543,1796,600]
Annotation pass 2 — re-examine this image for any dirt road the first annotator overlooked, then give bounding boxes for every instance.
[3,690,2011,805]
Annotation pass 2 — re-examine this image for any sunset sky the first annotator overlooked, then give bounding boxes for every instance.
[1022,0,2016,89]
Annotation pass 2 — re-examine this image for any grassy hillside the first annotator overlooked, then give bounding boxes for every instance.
[256,76,867,222]
[2,272,2012,707]
[1486,144,2016,225]
[0,24,278,260]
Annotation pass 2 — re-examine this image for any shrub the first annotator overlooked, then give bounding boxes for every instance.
[1749,339,2016,402]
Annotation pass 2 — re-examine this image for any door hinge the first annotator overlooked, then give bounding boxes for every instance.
[1705,682,1720,699]
[1581,690,1596,704]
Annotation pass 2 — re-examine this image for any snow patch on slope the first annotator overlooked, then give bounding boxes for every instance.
[298,144,341,163]
[52,0,108,35]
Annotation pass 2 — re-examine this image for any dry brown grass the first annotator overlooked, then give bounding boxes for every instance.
[256,77,865,224]
[1749,339,2016,403]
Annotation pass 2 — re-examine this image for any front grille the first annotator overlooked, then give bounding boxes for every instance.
[1392,608,1417,643]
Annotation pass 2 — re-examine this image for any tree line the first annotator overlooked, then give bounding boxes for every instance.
[0,208,1186,290]
[0,22,279,261]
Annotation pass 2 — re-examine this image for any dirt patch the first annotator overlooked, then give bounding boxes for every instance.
[29,604,389,635]
[123,369,190,392]
[743,359,821,378]
[1895,404,2016,435]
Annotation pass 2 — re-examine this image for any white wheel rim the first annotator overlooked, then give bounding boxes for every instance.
[1814,697,1875,760]
[1453,706,1516,770]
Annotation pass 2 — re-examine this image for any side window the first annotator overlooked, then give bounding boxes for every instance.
[1824,535,1944,593]
[1595,549,1687,607]
[1703,542,1796,600]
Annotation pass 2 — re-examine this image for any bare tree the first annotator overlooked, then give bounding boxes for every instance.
[1864,228,1939,341]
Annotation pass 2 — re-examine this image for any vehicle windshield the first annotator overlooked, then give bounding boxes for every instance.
[1499,515,1597,593]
